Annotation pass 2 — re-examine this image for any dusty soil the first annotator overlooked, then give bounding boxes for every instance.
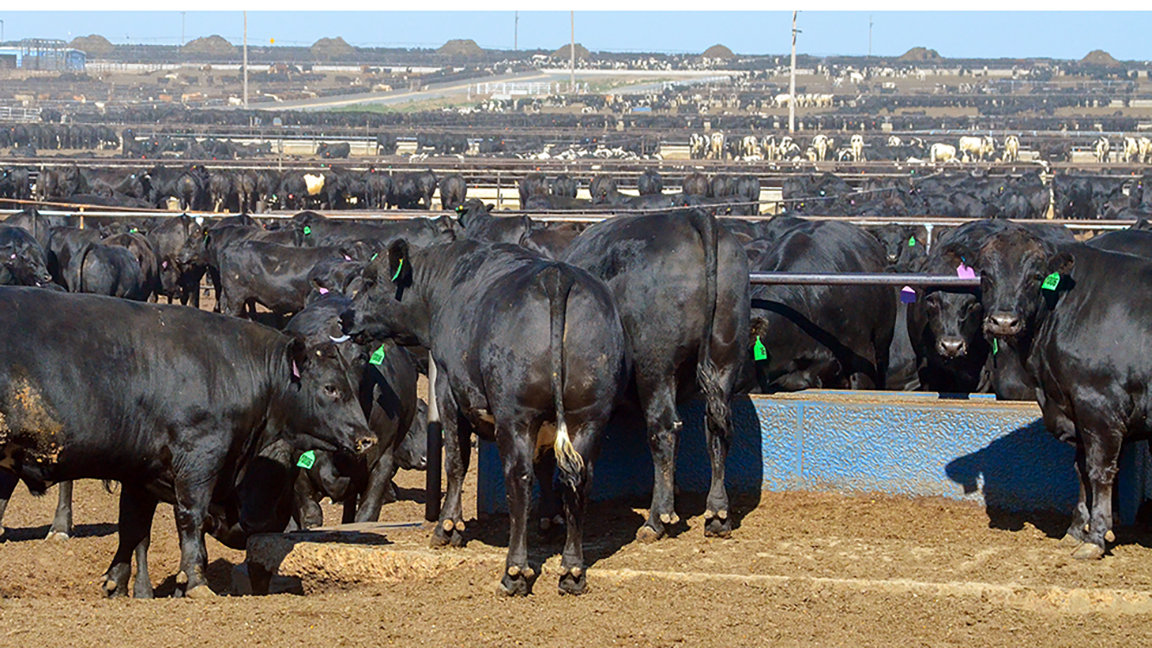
[4,460,1152,647]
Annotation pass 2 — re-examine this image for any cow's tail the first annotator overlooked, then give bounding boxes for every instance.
[685,209,725,432]
[545,264,584,489]
[69,242,94,293]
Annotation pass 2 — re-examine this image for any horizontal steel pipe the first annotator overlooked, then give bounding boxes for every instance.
[749,272,981,287]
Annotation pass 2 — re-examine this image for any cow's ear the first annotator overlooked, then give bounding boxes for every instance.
[388,239,411,286]
[286,332,308,383]
[485,202,495,213]
[1047,250,1075,277]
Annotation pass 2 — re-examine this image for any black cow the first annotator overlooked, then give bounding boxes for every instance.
[681,172,709,197]
[148,214,206,307]
[869,224,927,272]
[519,173,549,208]
[317,142,351,159]
[550,174,578,199]
[217,241,355,321]
[346,240,629,596]
[293,210,456,250]
[284,296,421,526]
[749,220,895,392]
[70,242,149,301]
[455,199,532,245]
[637,169,663,196]
[977,229,1152,560]
[393,170,437,210]
[0,287,375,597]
[562,209,750,540]
[0,226,55,288]
[438,174,467,211]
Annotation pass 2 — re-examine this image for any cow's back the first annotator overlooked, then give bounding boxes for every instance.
[0,287,282,484]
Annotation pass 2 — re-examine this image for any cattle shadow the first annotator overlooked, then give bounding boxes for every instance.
[944,424,1152,549]
[155,558,239,598]
[0,522,117,543]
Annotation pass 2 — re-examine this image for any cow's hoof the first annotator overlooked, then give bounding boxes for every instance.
[538,516,565,542]
[430,523,464,549]
[497,566,533,597]
[635,522,665,543]
[45,531,70,541]
[703,512,732,538]
[102,578,125,598]
[185,585,218,600]
[134,583,155,599]
[558,566,586,596]
[1072,542,1105,560]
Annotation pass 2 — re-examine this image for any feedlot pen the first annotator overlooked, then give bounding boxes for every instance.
[3,209,1152,645]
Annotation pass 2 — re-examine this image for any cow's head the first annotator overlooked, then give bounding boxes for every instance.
[344,239,424,348]
[977,228,1068,340]
[279,331,374,458]
[914,250,984,360]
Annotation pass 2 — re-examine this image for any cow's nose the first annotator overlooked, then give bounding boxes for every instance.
[936,337,967,358]
[985,312,1022,336]
[355,435,377,455]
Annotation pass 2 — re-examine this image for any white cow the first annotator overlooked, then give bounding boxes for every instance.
[1140,137,1152,165]
[761,134,777,161]
[887,135,903,148]
[741,135,761,160]
[812,134,830,161]
[689,133,707,160]
[708,132,726,160]
[1123,137,1139,164]
[930,143,957,164]
[1094,137,1110,163]
[850,134,865,162]
[958,136,995,162]
[1003,135,1020,163]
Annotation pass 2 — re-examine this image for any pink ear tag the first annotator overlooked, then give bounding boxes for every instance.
[956,263,976,279]
[162,261,168,269]
[344,255,352,261]
[318,287,329,295]
[900,286,916,303]
[292,361,300,379]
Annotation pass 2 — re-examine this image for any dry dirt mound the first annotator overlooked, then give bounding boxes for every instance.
[1081,49,1120,67]
[437,39,484,57]
[181,35,237,57]
[553,43,591,60]
[899,46,943,61]
[701,44,735,60]
[68,35,115,57]
[311,37,355,61]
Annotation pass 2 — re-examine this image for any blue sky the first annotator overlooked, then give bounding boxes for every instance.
[0,12,1148,61]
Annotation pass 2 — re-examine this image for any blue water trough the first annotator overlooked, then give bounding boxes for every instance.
[476,390,1152,524]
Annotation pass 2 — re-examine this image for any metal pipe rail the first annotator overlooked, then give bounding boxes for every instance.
[750,272,980,287]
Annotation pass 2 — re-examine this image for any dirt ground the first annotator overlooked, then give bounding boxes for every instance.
[3,459,1152,647]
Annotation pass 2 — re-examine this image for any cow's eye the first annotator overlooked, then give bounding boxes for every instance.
[324,385,340,398]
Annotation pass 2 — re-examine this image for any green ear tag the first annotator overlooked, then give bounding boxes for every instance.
[369,345,386,366]
[1041,272,1061,291]
[992,338,999,355]
[296,450,316,470]
[303,226,312,236]
[391,258,404,282]
[370,252,379,261]
[753,336,768,361]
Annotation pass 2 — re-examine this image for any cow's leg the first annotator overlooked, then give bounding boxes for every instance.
[172,474,217,598]
[558,421,599,596]
[46,480,74,540]
[533,447,563,539]
[1073,429,1123,560]
[354,451,396,523]
[636,379,680,542]
[292,471,324,529]
[102,484,157,598]
[701,372,736,538]
[132,519,155,599]
[341,496,358,524]
[0,471,18,540]
[431,386,469,548]
[497,421,535,597]
[1061,443,1093,548]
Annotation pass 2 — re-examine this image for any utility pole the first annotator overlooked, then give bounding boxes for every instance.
[1,20,5,44]
[514,11,518,51]
[789,11,798,134]
[570,11,575,94]
[242,12,249,109]
[181,12,186,46]
[868,15,873,58]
